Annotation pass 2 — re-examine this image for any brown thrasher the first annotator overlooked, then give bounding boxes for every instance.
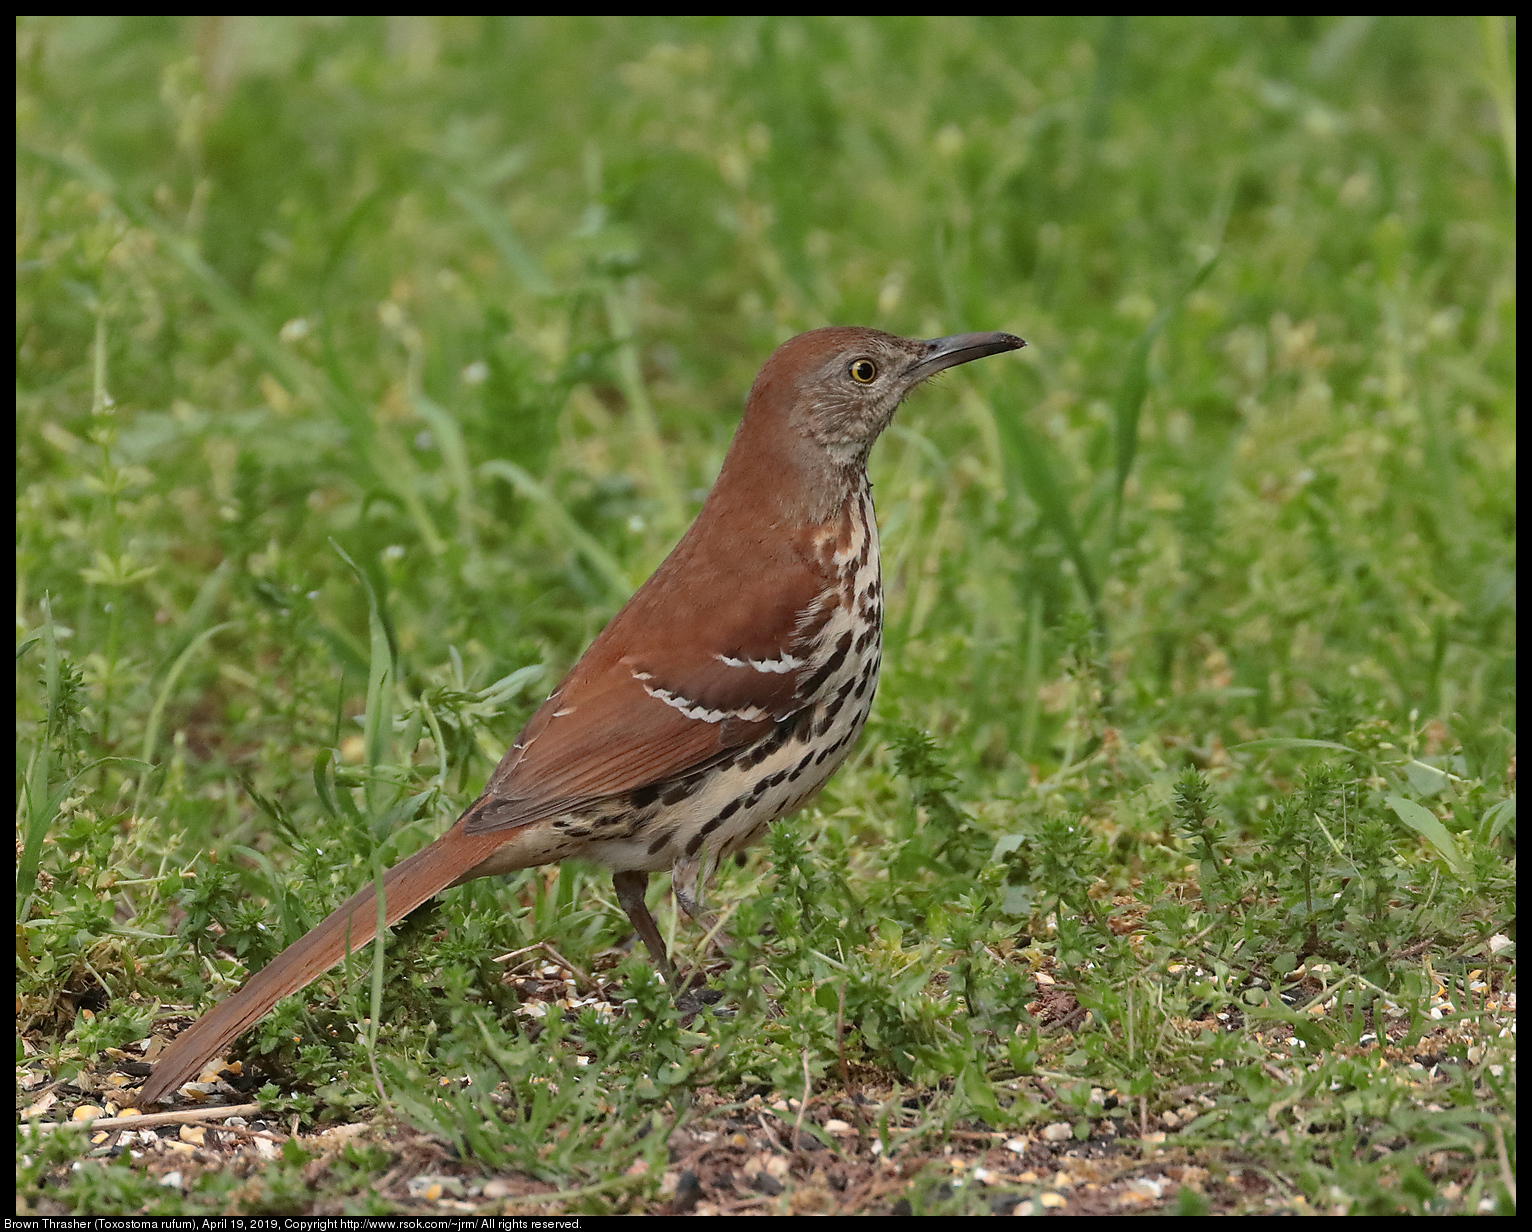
[139,325,1023,1104]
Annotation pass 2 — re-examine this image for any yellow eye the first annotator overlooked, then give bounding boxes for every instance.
[849,358,878,384]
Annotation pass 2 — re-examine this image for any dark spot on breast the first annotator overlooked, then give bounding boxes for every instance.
[631,784,661,809]
[748,768,790,804]
[717,795,745,822]
[830,676,856,714]
[685,811,733,857]
[793,708,817,742]
[788,750,815,781]
[647,831,671,856]
[662,777,701,806]
[855,657,879,697]
[742,722,792,770]
[800,630,854,697]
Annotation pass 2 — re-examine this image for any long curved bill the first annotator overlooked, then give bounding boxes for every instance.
[908,331,1026,380]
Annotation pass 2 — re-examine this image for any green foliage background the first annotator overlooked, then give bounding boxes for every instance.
[16,16,1515,1216]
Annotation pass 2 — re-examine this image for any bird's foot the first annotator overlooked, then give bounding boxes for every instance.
[671,970,731,1016]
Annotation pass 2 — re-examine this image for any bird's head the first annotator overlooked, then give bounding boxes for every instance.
[750,326,1025,465]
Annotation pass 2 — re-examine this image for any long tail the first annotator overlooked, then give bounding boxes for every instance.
[139,823,508,1105]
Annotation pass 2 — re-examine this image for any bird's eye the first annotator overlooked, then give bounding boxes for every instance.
[849,358,878,384]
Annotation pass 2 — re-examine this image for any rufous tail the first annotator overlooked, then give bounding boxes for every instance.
[139,823,507,1104]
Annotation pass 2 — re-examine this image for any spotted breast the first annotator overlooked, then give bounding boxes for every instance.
[472,476,883,923]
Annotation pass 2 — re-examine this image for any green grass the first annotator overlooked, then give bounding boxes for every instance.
[17,16,1514,1216]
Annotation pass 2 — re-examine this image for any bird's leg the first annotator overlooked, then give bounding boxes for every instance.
[612,869,675,990]
[670,850,733,956]
[667,853,733,1010]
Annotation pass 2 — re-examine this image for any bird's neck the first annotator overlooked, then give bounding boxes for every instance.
[706,410,867,531]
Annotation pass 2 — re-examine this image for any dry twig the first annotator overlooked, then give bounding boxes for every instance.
[23,1102,265,1134]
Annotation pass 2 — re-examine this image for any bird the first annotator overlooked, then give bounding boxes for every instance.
[139,325,1024,1104]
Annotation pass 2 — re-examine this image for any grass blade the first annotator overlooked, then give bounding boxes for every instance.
[330,541,398,821]
[479,459,633,600]
[1385,795,1468,878]
[17,596,60,921]
[995,411,1102,633]
[603,280,686,533]
[133,621,234,819]
[415,394,480,556]
[1110,251,1221,546]
[451,185,555,297]
[1233,738,1366,755]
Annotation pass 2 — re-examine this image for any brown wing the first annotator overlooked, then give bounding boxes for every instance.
[463,522,842,833]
